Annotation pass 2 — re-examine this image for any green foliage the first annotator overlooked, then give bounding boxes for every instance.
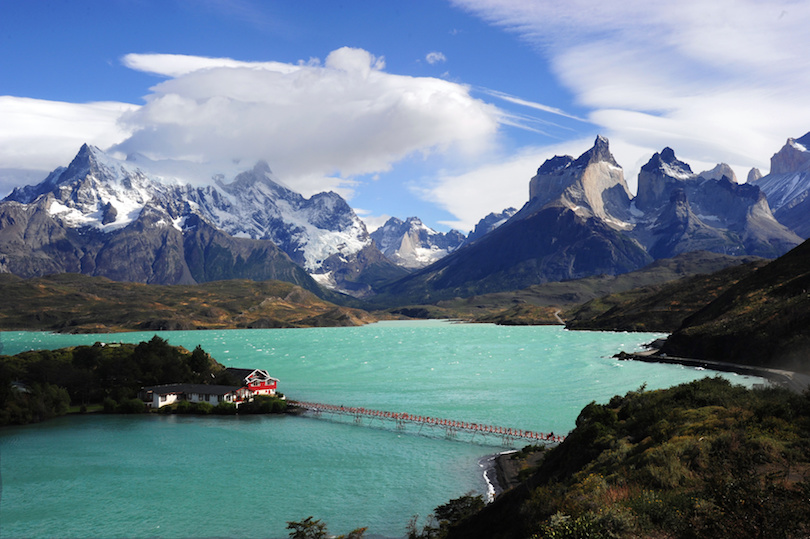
[286,516,365,539]
[116,397,147,414]
[213,401,237,415]
[0,381,71,425]
[407,493,486,538]
[0,338,231,425]
[450,377,810,539]
[238,395,287,414]
[287,517,328,539]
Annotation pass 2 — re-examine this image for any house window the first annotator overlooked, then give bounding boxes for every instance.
[252,381,260,386]
[160,395,166,402]
[204,394,210,401]
[217,395,223,403]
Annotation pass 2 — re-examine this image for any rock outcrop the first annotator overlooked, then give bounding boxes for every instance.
[370,217,465,269]
[753,132,810,238]
[464,208,517,244]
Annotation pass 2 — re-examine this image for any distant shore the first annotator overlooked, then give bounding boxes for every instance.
[616,350,810,394]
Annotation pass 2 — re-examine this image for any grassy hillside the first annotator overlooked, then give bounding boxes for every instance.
[0,273,376,332]
[663,238,810,373]
[444,377,810,539]
[565,259,768,332]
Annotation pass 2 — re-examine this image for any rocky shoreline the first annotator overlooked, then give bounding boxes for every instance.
[489,448,547,496]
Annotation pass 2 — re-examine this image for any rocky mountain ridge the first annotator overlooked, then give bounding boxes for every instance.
[376,135,802,304]
[1,144,404,296]
[369,216,465,269]
[752,131,810,238]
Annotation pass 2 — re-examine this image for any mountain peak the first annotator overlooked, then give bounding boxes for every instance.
[537,155,574,175]
[253,160,273,175]
[64,143,102,177]
[770,133,810,175]
[640,147,693,177]
[571,135,619,169]
[700,163,738,183]
[794,131,810,148]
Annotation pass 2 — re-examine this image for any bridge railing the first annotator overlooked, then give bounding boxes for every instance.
[289,400,565,445]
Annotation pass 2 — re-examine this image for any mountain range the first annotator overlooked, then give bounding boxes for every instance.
[375,134,806,304]
[0,145,405,298]
[2,132,809,304]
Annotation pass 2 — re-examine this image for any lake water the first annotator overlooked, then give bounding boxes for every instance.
[0,322,765,538]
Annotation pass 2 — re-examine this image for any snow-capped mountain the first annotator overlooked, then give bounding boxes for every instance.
[631,146,800,258]
[370,217,465,269]
[464,208,517,244]
[378,135,802,304]
[753,132,810,238]
[1,144,403,296]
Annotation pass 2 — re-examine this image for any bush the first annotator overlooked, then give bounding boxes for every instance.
[117,398,147,414]
[239,395,287,414]
[214,401,237,415]
[103,397,117,413]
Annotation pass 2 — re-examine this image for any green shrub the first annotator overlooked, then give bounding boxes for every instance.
[214,401,237,415]
[191,401,213,415]
[117,398,147,414]
[175,400,192,414]
[102,397,117,413]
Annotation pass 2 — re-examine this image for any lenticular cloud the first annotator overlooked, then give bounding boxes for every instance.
[113,48,499,184]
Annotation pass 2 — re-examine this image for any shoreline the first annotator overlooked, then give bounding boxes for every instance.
[479,451,516,500]
[481,448,548,499]
[616,350,810,393]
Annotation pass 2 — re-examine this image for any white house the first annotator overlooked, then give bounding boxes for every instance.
[139,384,242,409]
[140,369,281,409]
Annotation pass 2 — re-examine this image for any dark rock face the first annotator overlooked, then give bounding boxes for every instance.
[379,204,652,303]
[0,197,320,291]
[662,237,810,373]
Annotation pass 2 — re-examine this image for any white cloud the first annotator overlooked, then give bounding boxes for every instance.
[121,53,300,78]
[452,0,810,177]
[0,96,137,195]
[112,47,501,195]
[426,51,447,65]
[353,209,392,233]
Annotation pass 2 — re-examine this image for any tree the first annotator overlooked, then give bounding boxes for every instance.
[287,517,328,539]
[188,345,211,380]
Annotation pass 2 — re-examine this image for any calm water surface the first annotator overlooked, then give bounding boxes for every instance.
[0,322,764,538]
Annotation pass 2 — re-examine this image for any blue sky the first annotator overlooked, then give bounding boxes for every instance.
[2,1,810,233]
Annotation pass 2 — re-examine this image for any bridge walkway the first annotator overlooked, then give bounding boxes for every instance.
[289,400,565,446]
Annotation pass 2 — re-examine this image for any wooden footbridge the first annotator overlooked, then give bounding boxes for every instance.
[289,400,565,446]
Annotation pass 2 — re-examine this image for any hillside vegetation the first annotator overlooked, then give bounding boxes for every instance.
[663,239,810,373]
[382,252,761,325]
[565,259,768,332]
[445,377,810,539]
[0,273,375,332]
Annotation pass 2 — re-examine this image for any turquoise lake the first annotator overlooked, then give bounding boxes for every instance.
[0,322,765,538]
